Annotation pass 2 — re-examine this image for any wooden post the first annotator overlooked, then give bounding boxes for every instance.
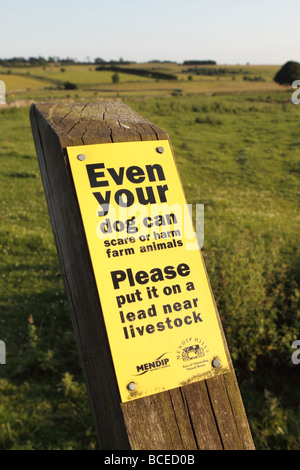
[30,101,255,451]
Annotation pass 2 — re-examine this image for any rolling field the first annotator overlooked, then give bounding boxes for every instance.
[0,63,283,100]
[0,63,299,449]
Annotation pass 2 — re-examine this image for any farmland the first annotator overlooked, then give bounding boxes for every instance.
[0,63,282,101]
[0,62,299,449]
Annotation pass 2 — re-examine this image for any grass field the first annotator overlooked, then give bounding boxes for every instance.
[0,63,299,450]
[1,63,283,100]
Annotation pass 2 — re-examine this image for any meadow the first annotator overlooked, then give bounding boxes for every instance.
[0,62,299,449]
[0,63,282,101]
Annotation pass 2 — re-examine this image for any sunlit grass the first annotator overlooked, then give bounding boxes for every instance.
[0,74,47,92]
[0,87,299,449]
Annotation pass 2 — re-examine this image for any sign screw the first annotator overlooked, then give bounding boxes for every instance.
[212,358,221,368]
[127,382,136,391]
[77,154,86,161]
[156,146,164,154]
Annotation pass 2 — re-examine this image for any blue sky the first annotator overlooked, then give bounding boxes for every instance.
[2,0,299,64]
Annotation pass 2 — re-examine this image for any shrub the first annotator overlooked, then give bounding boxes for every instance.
[111,72,120,84]
[274,61,300,85]
[96,65,178,81]
[195,113,223,125]
[63,81,77,90]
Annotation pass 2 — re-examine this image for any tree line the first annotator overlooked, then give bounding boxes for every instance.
[0,57,217,68]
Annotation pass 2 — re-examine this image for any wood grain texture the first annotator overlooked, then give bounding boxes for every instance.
[30,100,255,450]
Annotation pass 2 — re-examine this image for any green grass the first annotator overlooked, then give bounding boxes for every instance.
[0,107,96,449]
[0,64,164,93]
[14,65,151,85]
[0,87,299,449]
[0,74,48,92]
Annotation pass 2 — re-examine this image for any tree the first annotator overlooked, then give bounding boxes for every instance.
[94,57,106,64]
[64,81,77,90]
[111,72,120,84]
[274,61,300,85]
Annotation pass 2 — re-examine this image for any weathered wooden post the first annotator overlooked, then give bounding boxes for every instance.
[30,101,255,450]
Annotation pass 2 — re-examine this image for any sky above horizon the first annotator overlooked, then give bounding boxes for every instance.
[2,0,299,65]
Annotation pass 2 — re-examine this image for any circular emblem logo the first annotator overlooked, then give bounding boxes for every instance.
[176,337,209,371]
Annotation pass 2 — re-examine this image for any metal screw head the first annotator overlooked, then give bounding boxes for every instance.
[156,146,164,154]
[77,154,86,161]
[212,358,221,368]
[127,382,136,391]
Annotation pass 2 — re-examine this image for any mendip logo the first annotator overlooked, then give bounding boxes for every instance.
[176,337,209,364]
[0,340,6,364]
[0,81,6,105]
[181,344,205,361]
[135,353,170,375]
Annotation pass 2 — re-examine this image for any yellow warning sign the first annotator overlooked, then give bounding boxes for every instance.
[67,140,230,402]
